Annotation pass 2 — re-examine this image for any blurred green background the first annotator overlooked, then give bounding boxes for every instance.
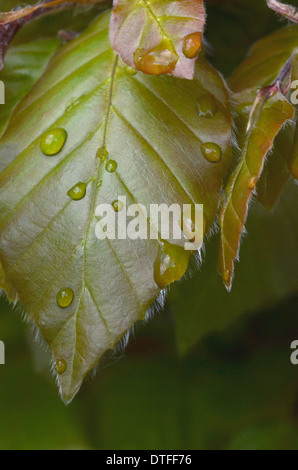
[1,278,298,450]
[0,0,298,450]
[0,182,297,450]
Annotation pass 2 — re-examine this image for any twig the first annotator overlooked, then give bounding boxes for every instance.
[266,0,298,23]
[247,55,293,131]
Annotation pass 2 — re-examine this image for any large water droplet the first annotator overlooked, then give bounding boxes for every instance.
[106,160,118,173]
[112,200,124,212]
[201,142,222,163]
[56,288,74,308]
[183,32,202,59]
[134,38,178,75]
[40,128,67,156]
[154,241,191,289]
[67,182,87,201]
[197,95,218,118]
[56,359,67,374]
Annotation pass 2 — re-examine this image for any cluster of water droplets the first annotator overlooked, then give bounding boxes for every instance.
[40,128,123,374]
[39,49,221,372]
[54,288,75,374]
[133,30,202,76]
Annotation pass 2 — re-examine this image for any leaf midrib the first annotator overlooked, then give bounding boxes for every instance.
[140,0,169,40]
[57,54,120,394]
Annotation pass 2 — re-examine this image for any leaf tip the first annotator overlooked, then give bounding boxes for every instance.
[56,373,83,405]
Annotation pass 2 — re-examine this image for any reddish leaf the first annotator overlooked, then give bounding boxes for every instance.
[219,91,294,290]
[110,0,205,79]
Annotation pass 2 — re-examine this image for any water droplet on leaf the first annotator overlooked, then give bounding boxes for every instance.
[56,288,74,308]
[197,95,217,118]
[112,200,124,212]
[106,160,118,173]
[56,359,67,374]
[248,175,258,190]
[201,142,222,163]
[40,128,67,156]
[97,146,109,161]
[67,182,87,201]
[183,32,202,59]
[154,241,191,289]
[134,39,178,75]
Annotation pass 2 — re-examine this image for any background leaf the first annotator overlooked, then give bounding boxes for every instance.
[228,29,298,211]
[110,0,205,79]
[219,91,294,289]
[229,24,298,92]
[257,116,296,210]
[170,180,298,355]
[0,38,59,136]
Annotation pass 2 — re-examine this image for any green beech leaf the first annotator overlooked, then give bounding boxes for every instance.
[0,260,16,302]
[0,37,60,300]
[205,0,282,77]
[290,50,298,180]
[0,38,60,137]
[255,47,298,211]
[229,28,298,211]
[0,11,232,402]
[219,90,294,289]
[257,121,295,211]
[0,1,107,70]
[170,181,298,355]
[233,90,296,211]
[110,0,205,79]
[229,24,298,92]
